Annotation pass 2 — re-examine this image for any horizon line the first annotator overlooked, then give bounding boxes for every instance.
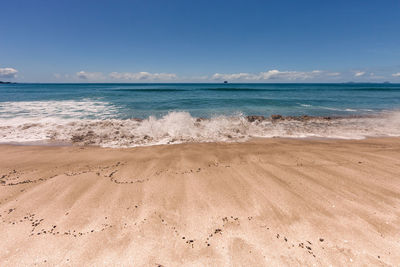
[1,81,398,85]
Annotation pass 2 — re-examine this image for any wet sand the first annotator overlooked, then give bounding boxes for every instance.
[0,138,399,266]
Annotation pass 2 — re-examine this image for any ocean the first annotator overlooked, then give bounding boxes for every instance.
[1,83,400,147]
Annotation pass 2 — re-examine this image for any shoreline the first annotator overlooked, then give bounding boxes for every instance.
[1,137,400,265]
[1,134,399,149]
[1,110,399,147]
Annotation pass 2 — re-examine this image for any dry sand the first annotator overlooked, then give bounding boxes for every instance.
[0,138,400,266]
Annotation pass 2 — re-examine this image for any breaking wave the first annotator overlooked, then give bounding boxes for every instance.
[1,110,400,147]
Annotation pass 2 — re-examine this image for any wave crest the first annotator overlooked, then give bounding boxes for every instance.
[1,111,400,147]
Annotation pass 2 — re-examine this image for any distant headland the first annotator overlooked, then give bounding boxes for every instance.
[0,81,17,84]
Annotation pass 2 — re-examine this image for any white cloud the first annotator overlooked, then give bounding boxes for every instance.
[212,72,257,80]
[354,71,366,77]
[260,70,323,80]
[76,71,104,80]
[212,69,337,81]
[327,72,341,76]
[0,67,18,78]
[109,71,177,81]
[392,72,400,77]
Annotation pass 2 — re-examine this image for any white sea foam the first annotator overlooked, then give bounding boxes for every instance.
[0,99,118,120]
[1,108,400,147]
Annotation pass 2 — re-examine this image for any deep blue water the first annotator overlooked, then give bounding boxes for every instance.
[1,83,400,119]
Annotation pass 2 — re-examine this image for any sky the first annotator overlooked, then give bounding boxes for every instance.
[1,0,400,83]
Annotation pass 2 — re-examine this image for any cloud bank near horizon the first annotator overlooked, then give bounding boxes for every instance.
[72,69,344,82]
[4,67,400,82]
[76,71,104,80]
[75,71,177,81]
[109,72,177,81]
[0,67,18,79]
[211,70,342,81]
[65,69,400,82]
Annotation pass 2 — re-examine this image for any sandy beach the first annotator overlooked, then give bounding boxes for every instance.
[0,138,400,266]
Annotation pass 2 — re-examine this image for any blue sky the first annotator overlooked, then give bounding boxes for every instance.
[1,0,400,82]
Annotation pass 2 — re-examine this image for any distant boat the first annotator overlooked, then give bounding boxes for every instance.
[223,81,228,84]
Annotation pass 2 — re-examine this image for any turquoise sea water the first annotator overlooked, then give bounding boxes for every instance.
[1,83,400,119]
[1,83,400,146]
